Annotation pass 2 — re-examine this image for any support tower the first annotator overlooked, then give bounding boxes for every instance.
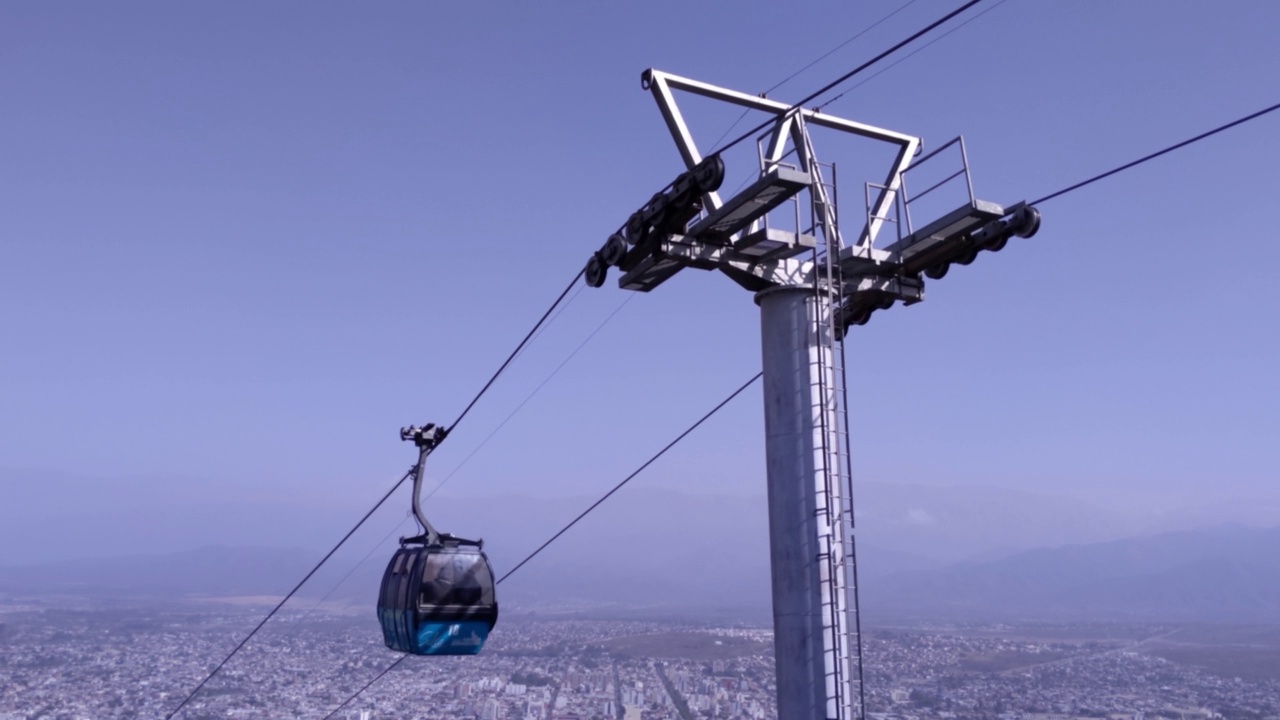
[585,70,1040,720]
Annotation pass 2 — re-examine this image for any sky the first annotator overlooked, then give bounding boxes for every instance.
[3,1,1280,561]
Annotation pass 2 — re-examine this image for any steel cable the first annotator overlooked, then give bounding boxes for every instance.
[284,291,630,663]
[175,8,1280,718]
[425,293,635,501]
[1029,101,1280,206]
[819,0,1012,110]
[706,0,923,152]
[710,0,986,156]
[161,269,585,720]
[161,466,413,720]
[312,66,1280,720]
[317,371,764,720]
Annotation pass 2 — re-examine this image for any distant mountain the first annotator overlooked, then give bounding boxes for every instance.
[4,523,1280,625]
[852,481,1138,563]
[8,466,1280,622]
[868,524,1280,623]
[1,465,1194,567]
[0,545,315,598]
[0,486,934,619]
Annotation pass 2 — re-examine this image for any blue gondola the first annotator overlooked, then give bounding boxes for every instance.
[377,424,498,656]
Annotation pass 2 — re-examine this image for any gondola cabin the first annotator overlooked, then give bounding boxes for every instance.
[377,542,498,656]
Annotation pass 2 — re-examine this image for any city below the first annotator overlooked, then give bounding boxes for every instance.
[2,596,1279,720]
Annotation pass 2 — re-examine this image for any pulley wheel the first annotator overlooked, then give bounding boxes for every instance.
[585,254,607,288]
[693,156,725,193]
[646,192,670,228]
[602,234,628,267]
[626,212,645,244]
[1013,206,1042,238]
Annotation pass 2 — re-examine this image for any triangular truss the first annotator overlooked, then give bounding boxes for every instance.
[606,69,1039,330]
[648,69,917,252]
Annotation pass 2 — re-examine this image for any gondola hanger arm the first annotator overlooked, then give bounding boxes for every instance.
[400,423,449,546]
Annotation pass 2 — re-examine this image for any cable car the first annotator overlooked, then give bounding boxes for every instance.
[377,424,498,656]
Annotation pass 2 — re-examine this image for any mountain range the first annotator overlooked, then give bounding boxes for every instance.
[3,517,1279,624]
[8,466,1278,566]
[6,467,1280,622]
[868,524,1280,623]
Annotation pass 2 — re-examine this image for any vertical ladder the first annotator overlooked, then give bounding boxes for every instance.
[797,115,865,720]
[833,313,866,720]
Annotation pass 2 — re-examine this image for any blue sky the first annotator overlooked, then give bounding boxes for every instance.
[3,0,1279,537]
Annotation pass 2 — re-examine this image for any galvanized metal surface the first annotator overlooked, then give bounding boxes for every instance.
[589,68,1039,720]
[757,286,857,720]
[644,68,919,255]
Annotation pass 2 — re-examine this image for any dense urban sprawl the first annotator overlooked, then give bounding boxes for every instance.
[1,601,1277,720]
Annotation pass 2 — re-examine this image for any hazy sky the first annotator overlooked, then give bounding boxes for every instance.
[4,0,1279,548]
